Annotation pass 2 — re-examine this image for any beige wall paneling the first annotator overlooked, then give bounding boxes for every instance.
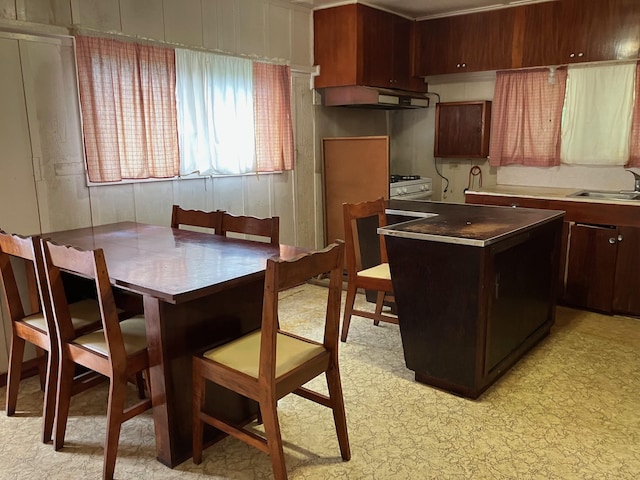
[70,0,121,31]
[163,0,203,46]
[171,177,214,215]
[267,3,290,60]
[0,35,40,235]
[88,183,136,225]
[212,176,245,214]
[213,0,237,54]
[201,0,220,50]
[292,72,316,248]
[291,8,311,67]
[272,170,295,245]
[0,0,15,20]
[16,0,72,25]
[242,174,272,218]
[20,36,91,232]
[237,0,266,57]
[133,181,175,226]
[120,0,165,39]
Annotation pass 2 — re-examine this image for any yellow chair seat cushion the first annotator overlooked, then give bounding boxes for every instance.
[203,330,326,379]
[73,316,147,356]
[22,299,103,333]
[357,263,391,280]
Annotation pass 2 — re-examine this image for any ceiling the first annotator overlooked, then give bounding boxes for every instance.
[290,0,552,19]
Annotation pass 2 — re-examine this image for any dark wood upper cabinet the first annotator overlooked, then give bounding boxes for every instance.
[313,4,427,92]
[434,101,492,158]
[417,0,640,76]
[414,9,516,76]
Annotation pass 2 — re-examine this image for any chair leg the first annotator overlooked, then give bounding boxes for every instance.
[41,348,58,443]
[103,377,126,480]
[134,371,147,399]
[373,290,385,326]
[341,283,357,342]
[260,398,288,480]
[325,365,351,461]
[6,335,26,416]
[53,358,75,451]
[192,360,205,465]
[35,346,47,391]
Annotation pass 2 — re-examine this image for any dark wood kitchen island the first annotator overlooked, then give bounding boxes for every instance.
[379,200,564,399]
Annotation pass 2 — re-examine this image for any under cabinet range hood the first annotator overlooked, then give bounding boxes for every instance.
[321,86,430,109]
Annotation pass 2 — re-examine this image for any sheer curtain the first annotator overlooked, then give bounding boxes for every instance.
[489,68,567,167]
[628,62,640,168]
[253,63,294,171]
[75,36,179,183]
[561,63,636,165]
[175,49,255,175]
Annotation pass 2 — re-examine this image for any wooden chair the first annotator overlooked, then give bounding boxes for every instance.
[41,240,152,480]
[0,231,103,444]
[341,198,398,342]
[171,205,223,232]
[192,242,350,480]
[219,212,280,244]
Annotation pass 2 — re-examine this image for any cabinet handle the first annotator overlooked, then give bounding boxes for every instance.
[609,237,616,244]
[570,52,575,58]
[618,234,623,242]
[578,52,584,57]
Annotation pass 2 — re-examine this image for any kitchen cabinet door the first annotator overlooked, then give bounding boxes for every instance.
[413,17,452,76]
[564,223,618,312]
[313,4,426,92]
[559,0,640,63]
[612,226,640,315]
[519,1,564,68]
[434,101,491,158]
[414,9,514,76]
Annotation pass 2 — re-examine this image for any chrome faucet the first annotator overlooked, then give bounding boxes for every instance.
[628,170,640,193]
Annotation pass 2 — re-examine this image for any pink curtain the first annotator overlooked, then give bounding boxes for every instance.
[253,63,294,172]
[489,68,567,167]
[628,62,640,167]
[75,36,179,182]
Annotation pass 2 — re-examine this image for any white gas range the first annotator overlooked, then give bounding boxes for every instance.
[390,175,433,201]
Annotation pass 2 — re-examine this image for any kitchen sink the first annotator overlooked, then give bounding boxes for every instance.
[568,190,640,201]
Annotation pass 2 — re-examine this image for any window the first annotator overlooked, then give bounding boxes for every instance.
[489,68,567,167]
[76,36,294,183]
[76,36,179,183]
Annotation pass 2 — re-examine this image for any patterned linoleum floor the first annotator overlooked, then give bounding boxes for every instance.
[1,284,639,479]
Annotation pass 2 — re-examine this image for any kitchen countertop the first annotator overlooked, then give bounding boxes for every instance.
[380,200,564,247]
[465,184,640,206]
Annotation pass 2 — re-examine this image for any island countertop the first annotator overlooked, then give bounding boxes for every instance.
[380,199,564,247]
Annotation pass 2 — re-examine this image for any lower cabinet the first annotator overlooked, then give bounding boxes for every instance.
[465,192,640,317]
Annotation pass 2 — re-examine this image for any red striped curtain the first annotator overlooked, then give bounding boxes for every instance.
[253,63,294,172]
[489,68,567,167]
[76,36,179,182]
[628,62,640,167]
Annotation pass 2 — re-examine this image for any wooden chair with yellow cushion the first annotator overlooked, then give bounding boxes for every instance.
[41,239,152,480]
[192,241,350,480]
[341,198,398,342]
[171,204,224,232]
[219,212,280,245]
[0,230,103,444]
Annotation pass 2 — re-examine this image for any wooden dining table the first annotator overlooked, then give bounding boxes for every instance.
[44,221,307,467]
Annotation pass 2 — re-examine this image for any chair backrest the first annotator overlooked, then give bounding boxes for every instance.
[259,241,344,380]
[220,212,280,245]
[171,205,223,232]
[0,230,49,327]
[41,240,127,363]
[342,198,388,275]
